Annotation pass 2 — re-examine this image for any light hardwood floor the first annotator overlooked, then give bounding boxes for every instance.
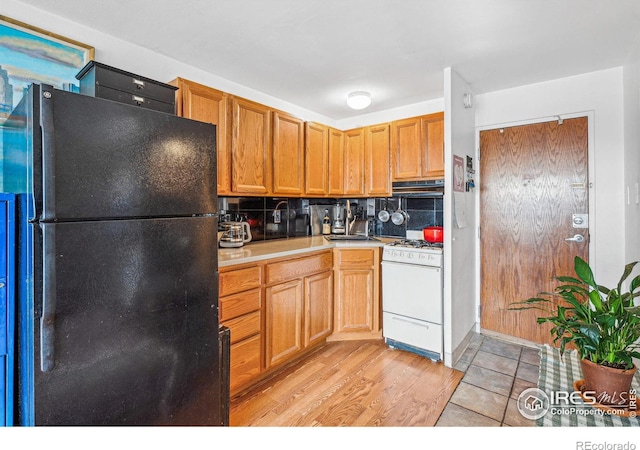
[230,340,463,426]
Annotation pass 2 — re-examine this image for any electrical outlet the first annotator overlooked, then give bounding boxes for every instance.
[273,210,281,223]
[366,198,375,217]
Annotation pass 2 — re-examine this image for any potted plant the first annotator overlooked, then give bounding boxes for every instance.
[510,256,640,406]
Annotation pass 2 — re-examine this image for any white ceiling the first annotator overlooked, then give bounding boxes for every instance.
[14,0,640,120]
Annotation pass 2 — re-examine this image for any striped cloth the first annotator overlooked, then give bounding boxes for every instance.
[537,344,640,426]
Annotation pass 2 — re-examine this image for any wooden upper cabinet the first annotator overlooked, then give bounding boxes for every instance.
[272,110,305,196]
[231,97,272,195]
[391,112,444,181]
[423,113,445,179]
[364,123,391,196]
[343,128,366,196]
[391,116,423,180]
[171,78,231,195]
[305,122,329,196]
[328,128,345,196]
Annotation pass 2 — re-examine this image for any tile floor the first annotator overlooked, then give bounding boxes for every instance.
[435,333,541,426]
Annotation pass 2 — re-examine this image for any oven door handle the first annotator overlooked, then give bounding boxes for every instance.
[389,315,431,328]
[381,260,442,272]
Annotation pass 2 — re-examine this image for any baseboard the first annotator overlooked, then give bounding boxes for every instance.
[446,325,477,368]
[480,329,540,349]
[326,330,383,342]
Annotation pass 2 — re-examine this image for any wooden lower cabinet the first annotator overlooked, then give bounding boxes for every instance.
[331,248,381,340]
[265,279,304,368]
[304,270,333,347]
[229,334,261,393]
[221,247,381,395]
[264,251,333,370]
[219,265,262,394]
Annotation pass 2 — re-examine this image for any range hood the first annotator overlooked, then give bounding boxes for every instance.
[392,180,445,196]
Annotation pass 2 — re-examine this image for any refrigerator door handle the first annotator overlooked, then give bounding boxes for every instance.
[40,85,57,221]
[41,224,56,372]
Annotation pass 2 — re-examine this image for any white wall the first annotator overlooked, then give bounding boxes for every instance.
[443,68,477,366]
[623,62,640,269]
[2,0,325,124]
[5,0,444,129]
[475,68,625,287]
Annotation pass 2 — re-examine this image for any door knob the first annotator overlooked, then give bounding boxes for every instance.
[565,234,585,243]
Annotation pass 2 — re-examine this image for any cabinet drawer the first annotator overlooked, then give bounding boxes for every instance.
[266,252,332,285]
[223,311,260,344]
[220,288,261,322]
[336,248,376,267]
[91,85,176,114]
[219,265,261,296]
[230,334,261,392]
[77,61,178,104]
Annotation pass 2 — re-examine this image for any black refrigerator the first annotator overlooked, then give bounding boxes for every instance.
[3,84,228,425]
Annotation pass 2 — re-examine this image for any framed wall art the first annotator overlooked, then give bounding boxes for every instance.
[0,15,95,118]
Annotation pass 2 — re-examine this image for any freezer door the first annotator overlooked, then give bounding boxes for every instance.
[31,216,221,425]
[38,86,216,221]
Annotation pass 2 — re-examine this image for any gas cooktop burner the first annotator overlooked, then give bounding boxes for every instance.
[387,239,443,249]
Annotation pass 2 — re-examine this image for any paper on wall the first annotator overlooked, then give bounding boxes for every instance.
[453,192,467,228]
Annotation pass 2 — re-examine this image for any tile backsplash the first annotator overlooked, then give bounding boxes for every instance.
[218,195,443,242]
[374,196,443,238]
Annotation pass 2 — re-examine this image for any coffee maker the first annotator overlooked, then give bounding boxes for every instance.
[219,222,252,248]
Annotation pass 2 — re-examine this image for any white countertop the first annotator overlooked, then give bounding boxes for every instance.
[218,236,393,268]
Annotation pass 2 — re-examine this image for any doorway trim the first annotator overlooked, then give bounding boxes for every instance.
[473,110,596,331]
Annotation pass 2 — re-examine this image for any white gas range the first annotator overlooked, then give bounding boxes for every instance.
[381,238,444,361]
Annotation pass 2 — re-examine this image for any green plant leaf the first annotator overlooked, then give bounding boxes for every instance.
[630,274,640,293]
[555,275,583,284]
[588,289,604,312]
[617,261,638,293]
[575,256,597,289]
[579,324,600,346]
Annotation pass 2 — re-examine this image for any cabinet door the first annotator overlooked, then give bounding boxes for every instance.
[328,128,345,196]
[423,114,445,179]
[333,248,380,338]
[272,111,304,196]
[304,270,333,347]
[229,334,261,393]
[265,279,304,368]
[305,122,329,196]
[231,97,272,195]
[334,268,375,333]
[343,128,365,196]
[365,123,391,196]
[391,116,423,181]
[172,78,231,195]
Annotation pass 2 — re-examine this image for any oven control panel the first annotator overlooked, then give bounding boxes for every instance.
[382,247,443,267]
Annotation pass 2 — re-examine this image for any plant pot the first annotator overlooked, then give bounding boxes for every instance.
[580,358,637,406]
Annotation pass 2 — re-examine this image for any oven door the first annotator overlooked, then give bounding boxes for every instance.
[381,260,442,324]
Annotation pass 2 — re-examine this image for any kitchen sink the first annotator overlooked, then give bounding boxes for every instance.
[324,235,378,241]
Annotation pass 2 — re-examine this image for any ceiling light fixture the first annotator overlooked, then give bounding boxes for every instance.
[346,91,371,110]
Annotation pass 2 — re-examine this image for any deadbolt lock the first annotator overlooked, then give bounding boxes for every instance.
[572,213,588,229]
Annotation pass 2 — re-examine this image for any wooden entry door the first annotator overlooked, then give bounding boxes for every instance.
[479,117,589,344]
